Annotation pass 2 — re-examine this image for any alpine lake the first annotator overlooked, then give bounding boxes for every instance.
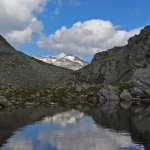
[0,105,149,150]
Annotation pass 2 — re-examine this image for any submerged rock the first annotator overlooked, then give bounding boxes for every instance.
[120,101,132,109]
[120,89,132,101]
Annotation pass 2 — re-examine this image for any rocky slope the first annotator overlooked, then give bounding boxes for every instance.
[73,26,150,93]
[0,35,72,88]
[34,54,88,70]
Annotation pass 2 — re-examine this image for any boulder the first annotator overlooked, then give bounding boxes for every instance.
[98,96,106,104]
[98,85,120,113]
[76,86,82,92]
[120,89,132,109]
[132,87,146,98]
[98,85,120,101]
[120,89,132,101]
[35,92,40,97]
[0,96,12,107]
[25,102,37,106]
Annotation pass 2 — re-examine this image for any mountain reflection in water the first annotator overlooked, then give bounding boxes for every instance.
[0,106,149,150]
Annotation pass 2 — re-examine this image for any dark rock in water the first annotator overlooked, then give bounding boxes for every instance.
[120,89,132,109]
[120,89,132,101]
[120,101,132,109]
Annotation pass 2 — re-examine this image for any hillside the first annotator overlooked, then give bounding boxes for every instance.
[0,36,72,88]
[34,54,88,70]
[74,26,150,87]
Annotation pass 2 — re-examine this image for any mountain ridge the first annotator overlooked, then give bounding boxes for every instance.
[34,53,88,70]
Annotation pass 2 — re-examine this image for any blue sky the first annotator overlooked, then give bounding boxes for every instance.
[1,0,150,61]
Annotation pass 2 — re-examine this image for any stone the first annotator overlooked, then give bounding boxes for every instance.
[25,102,36,106]
[132,66,150,96]
[120,89,132,109]
[132,87,146,98]
[35,92,40,97]
[98,85,120,113]
[120,89,132,101]
[82,84,90,90]
[98,96,106,104]
[0,96,12,106]
[17,98,23,101]
[98,85,120,101]
[30,95,36,99]
[11,100,19,105]
[4,89,10,94]
[76,86,82,92]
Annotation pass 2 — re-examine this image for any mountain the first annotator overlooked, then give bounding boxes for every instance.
[0,35,72,88]
[34,54,88,70]
[1,25,150,91]
[73,25,150,88]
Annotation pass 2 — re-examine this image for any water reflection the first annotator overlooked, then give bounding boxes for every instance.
[0,106,68,147]
[0,106,149,150]
[43,110,84,126]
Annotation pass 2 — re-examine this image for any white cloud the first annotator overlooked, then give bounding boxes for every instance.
[37,19,141,56]
[0,0,47,44]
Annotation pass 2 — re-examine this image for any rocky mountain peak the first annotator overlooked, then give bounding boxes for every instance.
[34,54,88,70]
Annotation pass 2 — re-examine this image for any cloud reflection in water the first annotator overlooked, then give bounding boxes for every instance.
[1,110,144,150]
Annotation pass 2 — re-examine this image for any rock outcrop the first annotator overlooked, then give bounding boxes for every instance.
[73,26,150,89]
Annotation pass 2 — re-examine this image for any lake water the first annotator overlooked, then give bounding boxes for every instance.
[0,106,149,150]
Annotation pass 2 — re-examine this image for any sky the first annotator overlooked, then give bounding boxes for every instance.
[0,0,150,61]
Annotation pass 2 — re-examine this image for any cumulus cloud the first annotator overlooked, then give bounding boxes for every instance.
[37,19,141,56]
[0,0,47,44]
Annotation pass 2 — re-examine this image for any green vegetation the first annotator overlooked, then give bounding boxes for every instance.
[111,82,133,91]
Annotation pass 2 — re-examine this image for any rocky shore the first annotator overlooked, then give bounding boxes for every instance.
[0,81,149,114]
